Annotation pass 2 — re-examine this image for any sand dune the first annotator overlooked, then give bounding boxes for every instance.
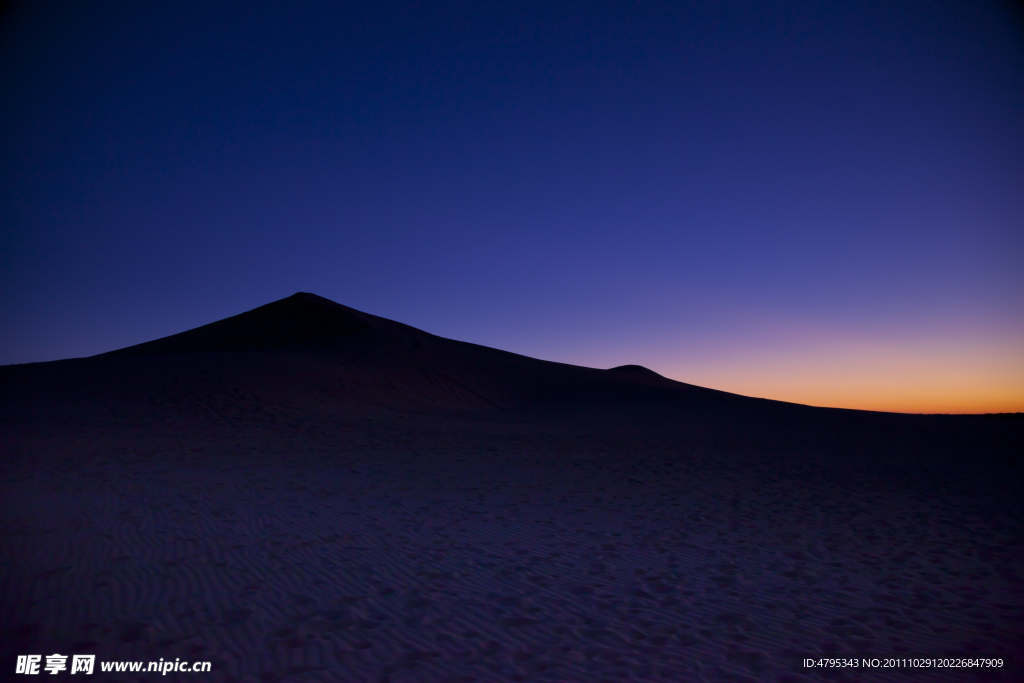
[1,293,1021,682]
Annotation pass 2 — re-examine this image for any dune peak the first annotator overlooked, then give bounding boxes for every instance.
[608,364,663,378]
[103,292,371,355]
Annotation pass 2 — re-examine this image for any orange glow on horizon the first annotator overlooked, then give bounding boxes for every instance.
[616,324,1024,415]
[669,374,1024,414]
[661,339,1023,414]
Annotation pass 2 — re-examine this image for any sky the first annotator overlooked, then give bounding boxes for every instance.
[2,0,1022,414]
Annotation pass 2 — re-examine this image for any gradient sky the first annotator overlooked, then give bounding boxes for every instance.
[2,0,1022,413]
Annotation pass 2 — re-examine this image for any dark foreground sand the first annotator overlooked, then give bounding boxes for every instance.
[3,410,1021,683]
[1,295,1021,682]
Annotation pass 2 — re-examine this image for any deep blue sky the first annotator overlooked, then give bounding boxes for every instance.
[2,0,1022,411]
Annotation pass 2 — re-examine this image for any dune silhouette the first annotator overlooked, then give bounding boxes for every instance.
[3,291,1020,445]
[1,292,1021,682]
[52,292,741,422]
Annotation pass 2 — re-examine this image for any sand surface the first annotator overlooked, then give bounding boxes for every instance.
[2,408,1021,683]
